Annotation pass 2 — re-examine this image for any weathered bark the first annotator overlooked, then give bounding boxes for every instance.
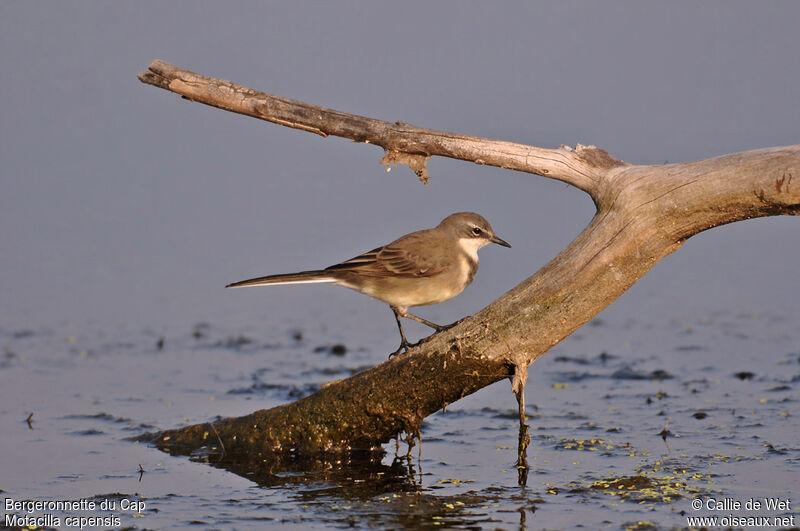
[137,59,610,190]
[137,60,800,458]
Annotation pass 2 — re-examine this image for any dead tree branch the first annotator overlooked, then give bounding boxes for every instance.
[138,59,615,191]
[137,60,799,458]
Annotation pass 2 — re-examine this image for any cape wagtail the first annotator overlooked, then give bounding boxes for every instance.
[226,212,510,355]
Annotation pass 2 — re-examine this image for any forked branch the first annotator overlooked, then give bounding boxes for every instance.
[137,60,799,457]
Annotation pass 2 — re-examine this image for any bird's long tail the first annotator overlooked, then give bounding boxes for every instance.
[226,270,338,288]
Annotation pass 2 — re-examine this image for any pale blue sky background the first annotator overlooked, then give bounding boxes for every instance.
[1,2,798,336]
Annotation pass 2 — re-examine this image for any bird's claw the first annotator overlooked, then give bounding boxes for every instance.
[434,316,469,332]
[389,316,471,357]
[389,343,410,358]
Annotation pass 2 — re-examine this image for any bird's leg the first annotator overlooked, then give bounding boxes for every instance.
[389,306,414,357]
[402,309,471,333]
[397,308,448,332]
[390,308,469,357]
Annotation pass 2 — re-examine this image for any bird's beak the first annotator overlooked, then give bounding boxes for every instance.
[491,235,511,248]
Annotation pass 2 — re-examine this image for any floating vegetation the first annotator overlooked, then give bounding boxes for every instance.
[555,438,615,452]
[435,478,476,486]
[569,472,701,504]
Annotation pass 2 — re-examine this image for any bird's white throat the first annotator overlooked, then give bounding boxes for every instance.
[457,237,486,263]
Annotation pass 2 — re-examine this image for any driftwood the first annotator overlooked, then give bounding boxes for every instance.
[137,59,799,460]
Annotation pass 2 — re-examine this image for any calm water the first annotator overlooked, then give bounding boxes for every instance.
[2,306,797,529]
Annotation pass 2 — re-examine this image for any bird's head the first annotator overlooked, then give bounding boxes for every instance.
[440,212,511,257]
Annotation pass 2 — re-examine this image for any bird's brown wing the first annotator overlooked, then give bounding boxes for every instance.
[325,233,446,278]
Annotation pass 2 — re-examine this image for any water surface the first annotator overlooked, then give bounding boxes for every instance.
[2,307,797,529]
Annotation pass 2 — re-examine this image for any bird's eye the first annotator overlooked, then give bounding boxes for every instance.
[472,227,482,235]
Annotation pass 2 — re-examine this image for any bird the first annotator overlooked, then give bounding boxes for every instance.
[226,212,510,356]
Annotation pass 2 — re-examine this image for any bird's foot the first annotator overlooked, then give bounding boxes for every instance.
[388,316,471,357]
[433,316,469,332]
[389,340,413,358]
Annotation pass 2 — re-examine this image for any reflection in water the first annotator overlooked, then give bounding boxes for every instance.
[202,450,420,497]
[180,446,542,529]
[514,376,531,487]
